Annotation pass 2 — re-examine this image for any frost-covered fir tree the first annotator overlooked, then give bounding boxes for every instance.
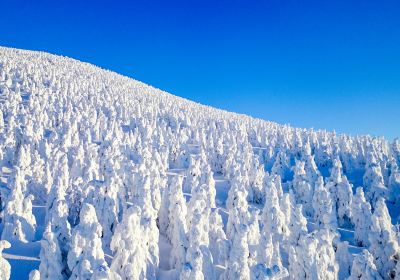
[187,180,210,234]
[368,198,399,279]
[46,154,69,218]
[67,203,109,280]
[351,187,372,247]
[226,171,248,212]
[336,176,353,227]
[128,175,159,278]
[110,205,157,280]
[301,139,321,185]
[255,230,287,279]
[158,176,171,236]
[326,157,342,188]
[70,143,85,184]
[197,153,217,208]
[324,158,347,223]
[312,176,337,229]
[16,144,32,174]
[257,231,273,270]
[183,156,201,193]
[261,175,288,243]
[209,209,229,267]
[287,200,308,248]
[271,150,290,182]
[86,172,119,250]
[223,167,252,279]
[289,229,338,280]
[291,160,314,217]
[280,192,293,249]
[226,172,250,241]
[1,168,36,242]
[249,161,265,204]
[0,240,11,280]
[39,224,64,280]
[181,207,214,280]
[348,249,382,280]
[363,154,389,206]
[45,194,71,276]
[167,175,188,270]
[247,210,261,269]
[223,224,251,280]
[336,241,352,280]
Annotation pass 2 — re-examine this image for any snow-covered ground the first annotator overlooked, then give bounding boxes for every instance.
[0,46,399,280]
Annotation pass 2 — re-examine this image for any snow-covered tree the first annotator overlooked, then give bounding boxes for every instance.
[368,198,399,278]
[70,143,85,184]
[39,224,64,280]
[1,168,36,242]
[324,158,343,220]
[16,144,32,173]
[226,176,249,241]
[247,210,260,268]
[287,202,308,248]
[336,176,353,227]
[198,157,217,208]
[183,156,201,193]
[336,241,352,280]
[289,229,338,280]
[249,162,265,204]
[184,169,214,278]
[45,193,71,276]
[301,140,321,185]
[348,249,382,280]
[292,160,314,217]
[67,203,109,280]
[167,175,188,270]
[261,175,288,243]
[223,223,251,280]
[326,157,342,186]
[363,155,389,206]
[181,205,213,280]
[312,176,337,229]
[209,209,229,266]
[271,150,290,182]
[226,172,248,213]
[187,182,210,234]
[0,240,11,280]
[110,205,157,280]
[351,187,372,247]
[86,173,119,249]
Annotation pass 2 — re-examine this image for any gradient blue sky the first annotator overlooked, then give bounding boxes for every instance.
[1,0,399,139]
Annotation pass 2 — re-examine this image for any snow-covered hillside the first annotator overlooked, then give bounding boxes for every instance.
[0,46,399,280]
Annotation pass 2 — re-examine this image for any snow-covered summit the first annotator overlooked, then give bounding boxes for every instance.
[0,46,399,280]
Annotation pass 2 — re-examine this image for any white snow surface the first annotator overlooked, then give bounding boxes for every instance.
[0,46,400,280]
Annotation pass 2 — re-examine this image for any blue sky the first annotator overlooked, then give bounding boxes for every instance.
[1,0,399,139]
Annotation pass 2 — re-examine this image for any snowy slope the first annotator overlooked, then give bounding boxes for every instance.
[0,46,399,280]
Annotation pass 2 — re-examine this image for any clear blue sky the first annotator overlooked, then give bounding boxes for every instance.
[1,0,399,139]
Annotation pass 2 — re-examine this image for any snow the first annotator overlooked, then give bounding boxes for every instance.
[0,46,399,279]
